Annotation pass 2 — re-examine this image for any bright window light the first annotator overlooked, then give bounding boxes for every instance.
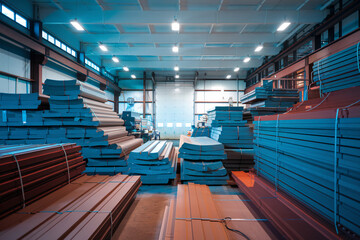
[174,66,179,71]
[171,19,180,31]
[42,31,48,40]
[123,66,129,72]
[255,45,263,52]
[70,20,85,31]
[172,45,179,53]
[48,35,55,44]
[67,47,72,54]
[61,43,67,51]
[15,14,27,28]
[175,74,179,79]
[277,22,291,32]
[131,74,136,79]
[158,123,164,127]
[55,39,61,47]
[99,44,108,52]
[243,57,251,63]
[71,50,76,57]
[226,75,231,79]
[176,123,182,127]
[112,56,119,63]
[185,123,192,127]
[167,123,173,127]
[234,67,240,72]
[2,5,14,20]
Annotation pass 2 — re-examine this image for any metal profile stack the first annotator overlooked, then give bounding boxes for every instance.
[0,143,85,218]
[127,140,178,184]
[240,80,299,116]
[313,43,360,93]
[0,174,141,239]
[121,111,141,132]
[191,126,211,137]
[253,86,360,236]
[208,106,254,172]
[179,135,228,185]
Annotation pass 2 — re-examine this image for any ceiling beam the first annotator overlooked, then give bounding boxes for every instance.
[77,32,286,43]
[40,9,326,25]
[85,46,281,56]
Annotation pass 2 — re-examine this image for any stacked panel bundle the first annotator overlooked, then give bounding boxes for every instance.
[127,140,178,184]
[179,135,228,185]
[0,143,85,218]
[313,43,360,93]
[253,86,360,236]
[208,106,254,171]
[240,80,299,116]
[121,111,141,132]
[191,126,211,137]
[0,174,141,239]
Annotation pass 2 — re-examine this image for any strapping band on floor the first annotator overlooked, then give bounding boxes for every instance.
[59,144,71,184]
[12,154,25,209]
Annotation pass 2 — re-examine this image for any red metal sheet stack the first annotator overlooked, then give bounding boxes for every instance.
[0,143,86,218]
[0,174,141,239]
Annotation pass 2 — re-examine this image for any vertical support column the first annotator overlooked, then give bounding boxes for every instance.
[304,57,311,101]
[30,51,47,94]
[143,71,146,119]
[114,90,120,114]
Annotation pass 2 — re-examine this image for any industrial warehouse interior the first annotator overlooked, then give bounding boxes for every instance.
[0,0,359,239]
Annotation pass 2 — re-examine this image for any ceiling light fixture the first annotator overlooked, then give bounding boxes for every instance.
[226,75,231,79]
[99,43,108,52]
[175,74,179,79]
[123,66,129,72]
[172,19,180,31]
[243,57,251,63]
[234,67,240,72]
[174,66,179,71]
[112,56,119,63]
[172,45,179,53]
[131,74,136,79]
[255,45,263,52]
[70,19,85,31]
[277,22,291,31]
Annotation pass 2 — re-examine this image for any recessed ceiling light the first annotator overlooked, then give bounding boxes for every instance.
[172,19,180,31]
[99,44,108,52]
[243,57,251,63]
[175,74,179,79]
[226,75,231,79]
[277,22,291,31]
[131,74,136,79]
[234,67,240,72]
[70,20,85,31]
[123,66,129,71]
[172,45,179,53]
[255,45,263,52]
[174,66,179,71]
[112,56,119,63]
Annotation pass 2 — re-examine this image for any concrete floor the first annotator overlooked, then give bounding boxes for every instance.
[112,184,243,240]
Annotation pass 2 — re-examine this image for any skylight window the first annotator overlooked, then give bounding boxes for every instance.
[42,30,77,58]
[15,14,27,27]
[2,5,14,20]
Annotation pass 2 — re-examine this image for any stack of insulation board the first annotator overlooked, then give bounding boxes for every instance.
[313,43,360,93]
[0,93,42,110]
[0,174,141,239]
[127,140,178,184]
[121,111,141,132]
[179,135,228,185]
[191,126,211,137]
[208,106,254,172]
[0,143,85,218]
[253,86,360,236]
[240,80,299,116]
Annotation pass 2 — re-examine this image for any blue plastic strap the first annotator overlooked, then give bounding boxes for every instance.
[357,42,360,73]
[334,108,340,234]
[256,117,261,176]
[59,144,71,184]
[13,154,26,209]
[275,114,280,195]
[175,217,269,222]
[2,110,6,122]
[317,60,322,97]
[22,110,26,124]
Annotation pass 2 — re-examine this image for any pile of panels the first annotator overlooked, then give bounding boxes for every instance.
[0,143,85,218]
[127,140,178,184]
[313,43,360,93]
[208,106,254,172]
[240,80,299,116]
[191,126,211,137]
[0,174,141,239]
[254,86,360,236]
[0,93,43,110]
[0,79,143,174]
[121,111,141,132]
[179,135,228,185]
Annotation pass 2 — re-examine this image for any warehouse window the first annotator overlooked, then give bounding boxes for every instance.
[176,123,182,127]
[342,11,359,36]
[185,123,192,128]
[1,4,28,28]
[158,123,164,127]
[321,30,329,48]
[167,123,173,127]
[85,58,100,72]
[42,30,77,58]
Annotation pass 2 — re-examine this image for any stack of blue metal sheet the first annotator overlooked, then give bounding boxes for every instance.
[121,111,141,132]
[127,140,177,184]
[313,43,360,93]
[0,93,42,109]
[191,126,211,137]
[253,86,360,236]
[179,136,228,185]
[240,80,299,116]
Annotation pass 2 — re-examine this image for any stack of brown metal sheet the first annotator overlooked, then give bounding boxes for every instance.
[0,144,86,218]
[0,174,141,239]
